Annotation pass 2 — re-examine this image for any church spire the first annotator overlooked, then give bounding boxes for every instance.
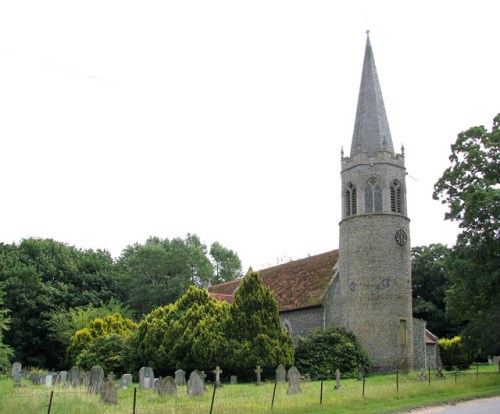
[350,32,394,155]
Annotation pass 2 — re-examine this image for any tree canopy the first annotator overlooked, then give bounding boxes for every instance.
[433,113,500,357]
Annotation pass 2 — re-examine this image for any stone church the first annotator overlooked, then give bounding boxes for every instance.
[209,34,437,373]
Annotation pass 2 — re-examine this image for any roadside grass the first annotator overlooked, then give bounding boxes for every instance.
[0,367,498,413]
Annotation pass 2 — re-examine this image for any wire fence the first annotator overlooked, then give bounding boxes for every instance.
[0,363,498,414]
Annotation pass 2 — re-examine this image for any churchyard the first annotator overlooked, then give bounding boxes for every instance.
[0,364,498,414]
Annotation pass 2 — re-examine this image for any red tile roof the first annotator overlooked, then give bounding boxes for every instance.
[210,293,235,304]
[208,249,339,312]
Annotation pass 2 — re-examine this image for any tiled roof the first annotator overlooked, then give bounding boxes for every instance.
[208,249,339,312]
[210,293,235,304]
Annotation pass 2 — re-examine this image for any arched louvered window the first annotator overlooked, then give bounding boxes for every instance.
[345,183,357,217]
[390,180,403,213]
[365,177,382,213]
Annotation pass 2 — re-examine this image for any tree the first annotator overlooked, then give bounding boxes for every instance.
[433,113,500,357]
[226,271,294,376]
[411,244,461,338]
[0,283,14,370]
[209,242,243,283]
[294,327,370,379]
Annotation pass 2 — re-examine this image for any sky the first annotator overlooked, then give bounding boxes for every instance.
[0,1,498,271]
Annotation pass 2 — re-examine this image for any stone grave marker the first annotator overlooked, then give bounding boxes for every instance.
[101,379,117,404]
[175,369,186,385]
[187,371,204,397]
[287,366,301,395]
[121,374,133,387]
[254,365,264,386]
[59,370,68,384]
[139,367,154,390]
[157,376,177,397]
[29,373,40,385]
[212,366,223,388]
[276,364,286,383]
[11,362,22,382]
[45,374,53,387]
[334,369,342,389]
[82,372,91,387]
[193,370,205,389]
[230,375,237,385]
[69,366,80,387]
[88,366,104,393]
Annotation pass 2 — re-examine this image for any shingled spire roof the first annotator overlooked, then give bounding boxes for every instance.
[350,32,394,155]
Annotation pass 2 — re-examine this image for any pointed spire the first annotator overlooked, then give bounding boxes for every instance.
[351,32,394,155]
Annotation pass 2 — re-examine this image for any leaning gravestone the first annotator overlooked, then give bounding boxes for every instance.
[276,364,286,383]
[101,379,117,404]
[69,366,80,387]
[187,371,204,397]
[139,367,154,390]
[88,366,105,393]
[287,366,301,395]
[157,376,177,397]
[175,369,186,386]
[11,362,22,383]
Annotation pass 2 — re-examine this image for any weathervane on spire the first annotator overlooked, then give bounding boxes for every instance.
[366,29,370,36]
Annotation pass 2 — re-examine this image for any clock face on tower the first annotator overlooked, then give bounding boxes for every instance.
[395,229,407,246]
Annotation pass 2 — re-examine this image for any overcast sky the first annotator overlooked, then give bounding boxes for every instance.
[0,1,498,271]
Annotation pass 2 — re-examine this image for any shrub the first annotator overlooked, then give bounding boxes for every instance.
[438,336,475,369]
[295,327,370,379]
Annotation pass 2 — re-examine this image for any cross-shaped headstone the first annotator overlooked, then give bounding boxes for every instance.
[254,365,263,385]
[213,366,223,388]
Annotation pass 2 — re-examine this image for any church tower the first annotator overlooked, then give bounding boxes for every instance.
[337,33,413,371]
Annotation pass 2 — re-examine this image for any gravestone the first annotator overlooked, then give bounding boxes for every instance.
[254,366,264,386]
[69,366,80,387]
[230,375,237,385]
[193,370,206,389]
[101,379,117,404]
[82,372,91,387]
[88,366,105,393]
[287,366,301,395]
[11,362,22,382]
[45,374,53,387]
[212,366,223,388]
[29,372,40,385]
[139,367,154,390]
[59,370,68,384]
[276,364,286,383]
[175,369,186,386]
[121,374,133,387]
[334,369,342,390]
[187,371,204,397]
[157,376,177,397]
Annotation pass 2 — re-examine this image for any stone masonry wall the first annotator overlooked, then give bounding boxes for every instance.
[280,307,324,344]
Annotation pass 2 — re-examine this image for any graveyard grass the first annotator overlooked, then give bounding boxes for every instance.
[0,366,499,414]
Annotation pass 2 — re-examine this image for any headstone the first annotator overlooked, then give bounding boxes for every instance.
[254,365,264,386]
[193,370,206,389]
[101,379,117,404]
[187,371,204,397]
[157,376,177,397]
[29,372,40,385]
[334,369,342,390]
[230,375,237,385]
[45,374,53,387]
[88,366,104,393]
[175,369,186,386]
[212,366,223,388]
[139,367,154,390]
[11,362,22,382]
[121,374,133,387]
[82,372,91,387]
[276,364,286,383]
[69,366,80,387]
[59,371,68,384]
[287,366,301,395]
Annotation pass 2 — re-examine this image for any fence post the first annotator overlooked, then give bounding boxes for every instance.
[455,366,458,384]
[271,379,277,410]
[476,363,479,380]
[396,369,399,393]
[209,383,217,414]
[428,367,431,386]
[362,375,365,398]
[133,387,137,414]
[47,390,54,414]
[320,379,323,405]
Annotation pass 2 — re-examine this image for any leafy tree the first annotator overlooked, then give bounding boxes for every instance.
[438,336,476,370]
[433,113,500,357]
[210,241,243,283]
[0,283,14,370]
[295,327,370,379]
[226,271,294,377]
[411,244,461,338]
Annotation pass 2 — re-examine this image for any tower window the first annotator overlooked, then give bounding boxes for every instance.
[365,178,382,213]
[399,319,407,345]
[391,180,403,213]
[345,183,357,217]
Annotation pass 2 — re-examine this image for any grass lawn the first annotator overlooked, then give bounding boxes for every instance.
[0,366,498,413]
